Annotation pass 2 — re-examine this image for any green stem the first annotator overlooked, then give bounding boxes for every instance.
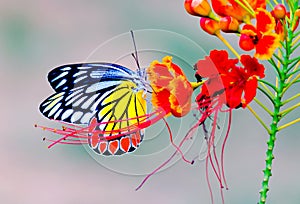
[280,102,300,117]
[273,53,284,66]
[258,79,278,92]
[258,14,297,203]
[288,56,300,66]
[293,79,300,84]
[254,98,273,116]
[257,86,275,105]
[294,30,300,38]
[267,0,275,9]
[283,73,300,94]
[259,74,284,204]
[287,61,299,76]
[281,93,300,105]
[278,118,300,131]
[291,42,300,53]
[287,69,299,79]
[247,105,271,133]
[216,33,241,60]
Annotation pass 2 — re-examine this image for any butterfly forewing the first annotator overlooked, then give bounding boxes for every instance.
[40,63,147,123]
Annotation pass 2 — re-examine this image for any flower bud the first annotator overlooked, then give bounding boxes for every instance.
[296,9,300,18]
[275,20,285,41]
[200,17,220,35]
[272,4,286,19]
[239,34,255,51]
[184,0,212,17]
[220,16,240,33]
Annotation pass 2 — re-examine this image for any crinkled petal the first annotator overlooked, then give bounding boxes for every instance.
[255,33,280,60]
[196,50,231,77]
[241,24,257,35]
[151,89,171,113]
[256,8,276,34]
[210,50,238,73]
[148,63,173,90]
[169,76,193,117]
[148,56,193,117]
[240,55,265,78]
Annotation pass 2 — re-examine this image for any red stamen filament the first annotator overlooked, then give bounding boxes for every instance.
[136,116,204,191]
[36,108,167,148]
[162,117,194,164]
[220,110,232,190]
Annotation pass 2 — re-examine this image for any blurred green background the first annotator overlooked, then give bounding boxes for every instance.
[1,0,300,203]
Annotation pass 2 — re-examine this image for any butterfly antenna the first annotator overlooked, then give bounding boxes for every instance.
[130,30,141,71]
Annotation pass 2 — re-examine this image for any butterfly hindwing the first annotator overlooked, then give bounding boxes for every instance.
[96,80,147,133]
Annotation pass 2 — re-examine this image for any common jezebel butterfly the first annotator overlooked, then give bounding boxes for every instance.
[37,31,201,156]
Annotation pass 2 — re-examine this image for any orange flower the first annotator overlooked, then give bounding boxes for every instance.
[148,56,195,117]
[239,8,280,60]
[211,0,266,22]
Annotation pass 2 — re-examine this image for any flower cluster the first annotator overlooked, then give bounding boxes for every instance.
[184,1,300,203]
[196,50,265,109]
[183,0,300,59]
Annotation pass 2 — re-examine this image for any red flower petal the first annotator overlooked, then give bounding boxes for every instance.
[151,89,171,113]
[211,0,247,21]
[255,33,280,60]
[206,50,238,74]
[242,24,257,34]
[256,8,276,34]
[149,64,173,89]
[240,55,265,78]
[169,76,193,117]
[226,84,243,108]
[196,56,218,77]
[243,77,258,107]
[148,56,193,117]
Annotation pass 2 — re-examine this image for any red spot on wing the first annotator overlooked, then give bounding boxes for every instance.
[131,134,138,148]
[99,141,108,154]
[120,137,130,153]
[136,131,141,143]
[90,133,99,148]
[88,118,100,148]
[131,131,142,148]
[108,140,119,155]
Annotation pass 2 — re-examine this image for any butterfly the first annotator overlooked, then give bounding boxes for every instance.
[39,61,159,155]
[37,31,201,156]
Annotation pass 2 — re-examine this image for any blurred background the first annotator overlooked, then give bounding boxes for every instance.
[1,0,300,203]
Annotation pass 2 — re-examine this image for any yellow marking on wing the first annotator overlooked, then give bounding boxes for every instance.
[49,92,64,100]
[46,94,64,109]
[114,90,131,119]
[99,81,147,132]
[105,115,116,132]
[136,90,146,117]
[128,93,138,125]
